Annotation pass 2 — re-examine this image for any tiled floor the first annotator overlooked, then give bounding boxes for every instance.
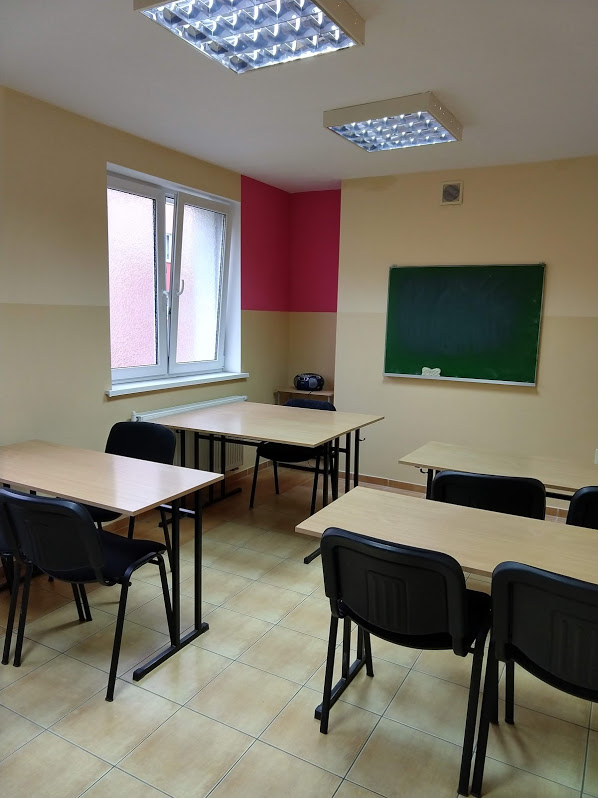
[0,470,594,798]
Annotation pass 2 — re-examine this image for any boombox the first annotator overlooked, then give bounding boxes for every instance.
[293,373,325,391]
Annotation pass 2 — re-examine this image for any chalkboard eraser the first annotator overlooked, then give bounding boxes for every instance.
[422,367,441,377]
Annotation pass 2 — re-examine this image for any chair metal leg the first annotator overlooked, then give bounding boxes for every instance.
[505,660,515,724]
[471,642,499,798]
[79,584,92,622]
[159,508,173,568]
[249,452,260,509]
[2,560,20,665]
[319,615,339,734]
[157,555,176,646]
[458,629,487,796]
[363,630,374,677]
[72,584,85,622]
[127,516,136,539]
[1,555,14,591]
[106,579,130,701]
[14,562,33,667]
[273,461,279,495]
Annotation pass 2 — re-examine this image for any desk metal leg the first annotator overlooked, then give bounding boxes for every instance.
[332,438,340,501]
[323,441,329,508]
[425,468,435,499]
[354,430,360,488]
[133,492,208,681]
[344,433,351,494]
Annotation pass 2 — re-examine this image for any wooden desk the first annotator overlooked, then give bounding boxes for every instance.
[296,486,598,583]
[160,401,384,504]
[400,441,598,500]
[0,440,223,680]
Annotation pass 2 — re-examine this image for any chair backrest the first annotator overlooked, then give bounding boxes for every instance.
[566,486,598,529]
[105,421,176,465]
[320,527,471,656]
[284,398,336,412]
[491,561,598,700]
[0,488,106,582]
[431,470,546,519]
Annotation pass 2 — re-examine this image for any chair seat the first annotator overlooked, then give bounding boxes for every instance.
[43,531,167,583]
[257,442,320,463]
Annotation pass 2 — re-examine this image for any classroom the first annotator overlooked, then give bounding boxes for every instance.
[0,1,597,797]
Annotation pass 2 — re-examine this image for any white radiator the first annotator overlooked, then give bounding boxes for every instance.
[131,395,247,471]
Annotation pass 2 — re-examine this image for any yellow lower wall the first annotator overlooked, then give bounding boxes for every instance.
[336,157,598,485]
[287,312,337,392]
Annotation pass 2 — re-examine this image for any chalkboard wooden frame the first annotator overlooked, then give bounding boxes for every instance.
[384,264,545,386]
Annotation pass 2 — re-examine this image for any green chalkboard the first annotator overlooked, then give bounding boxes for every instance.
[384,264,545,385]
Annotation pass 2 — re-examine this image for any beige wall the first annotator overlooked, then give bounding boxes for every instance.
[0,88,287,454]
[335,157,598,485]
[287,312,337,392]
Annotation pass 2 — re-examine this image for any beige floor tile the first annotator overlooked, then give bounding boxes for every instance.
[192,607,272,658]
[52,681,178,764]
[223,580,305,623]
[0,704,43,761]
[0,654,108,727]
[0,638,59,689]
[66,620,169,675]
[134,559,196,587]
[261,686,378,776]
[498,664,591,727]
[384,669,476,747]
[208,740,341,798]
[485,700,586,789]
[0,731,110,797]
[81,767,169,798]
[279,595,334,640]
[474,756,582,797]
[308,655,409,716]
[413,647,478,689]
[33,578,101,600]
[584,729,598,797]
[240,625,328,684]
[0,582,71,625]
[187,661,299,736]
[334,782,385,798]
[204,520,265,547]
[235,506,302,535]
[260,559,324,595]
[242,528,312,559]
[120,707,252,798]
[180,537,240,566]
[121,643,231,704]
[591,703,598,731]
[353,629,421,669]
[23,603,116,652]
[87,580,163,615]
[347,717,464,798]
[125,592,196,635]
[182,567,252,605]
[210,546,283,580]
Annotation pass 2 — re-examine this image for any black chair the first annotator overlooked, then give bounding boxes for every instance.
[0,488,175,701]
[249,399,336,515]
[85,421,177,559]
[566,485,598,529]
[318,527,491,797]
[431,471,546,519]
[471,561,598,796]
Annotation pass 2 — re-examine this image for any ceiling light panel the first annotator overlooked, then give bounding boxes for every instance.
[324,92,463,152]
[135,0,365,74]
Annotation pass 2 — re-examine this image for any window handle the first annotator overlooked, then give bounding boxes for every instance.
[176,279,185,297]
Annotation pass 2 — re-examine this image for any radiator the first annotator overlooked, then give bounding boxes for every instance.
[131,395,247,471]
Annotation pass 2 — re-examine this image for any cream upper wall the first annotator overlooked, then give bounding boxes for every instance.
[335,157,598,485]
[0,88,287,451]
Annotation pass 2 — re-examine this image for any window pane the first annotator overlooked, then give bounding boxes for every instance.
[107,188,158,369]
[176,204,226,364]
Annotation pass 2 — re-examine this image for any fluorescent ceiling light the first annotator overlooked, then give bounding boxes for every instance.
[134,0,365,74]
[324,92,463,152]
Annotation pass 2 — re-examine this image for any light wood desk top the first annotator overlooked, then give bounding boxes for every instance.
[296,487,598,583]
[159,402,384,447]
[0,440,222,515]
[400,441,598,493]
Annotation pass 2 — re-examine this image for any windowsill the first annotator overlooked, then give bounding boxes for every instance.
[105,371,249,398]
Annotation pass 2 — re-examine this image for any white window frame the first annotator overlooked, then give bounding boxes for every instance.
[106,170,239,390]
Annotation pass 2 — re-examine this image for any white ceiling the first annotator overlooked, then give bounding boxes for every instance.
[1,0,597,192]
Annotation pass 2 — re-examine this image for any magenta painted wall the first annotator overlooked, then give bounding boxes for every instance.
[241,176,341,313]
[289,190,341,313]
[241,175,290,311]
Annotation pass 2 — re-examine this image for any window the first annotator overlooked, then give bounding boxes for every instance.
[107,173,239,389]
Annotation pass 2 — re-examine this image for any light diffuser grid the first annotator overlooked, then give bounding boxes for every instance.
[330,111,457,152]
[139,0,357,73]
